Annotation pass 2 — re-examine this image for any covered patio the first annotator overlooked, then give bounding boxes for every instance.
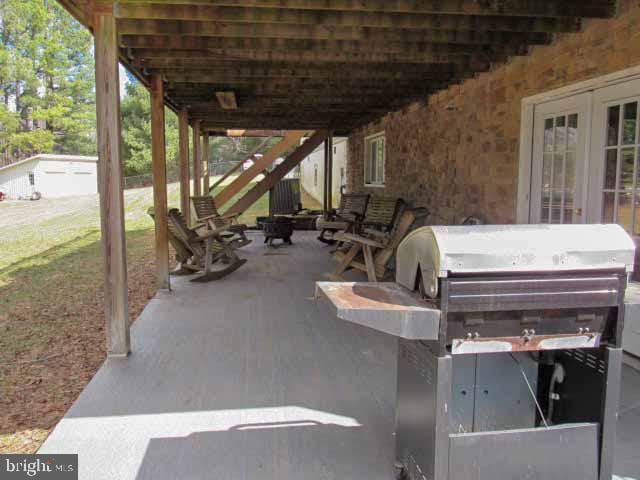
[40,232,640,479]
[40,233,397,478]
[40,1,640,479]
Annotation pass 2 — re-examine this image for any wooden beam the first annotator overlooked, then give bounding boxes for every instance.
[118,19,553,44]
[139,61,474,78]
[214,130,305,207]
[192,119,202,196]
[114,5,582,33]
[129,46,506,65]
[202,132,210,192]
[215,91,238,110]
[178,108,190,225]
[121,35,528,57]
[166,81,452,94]
[178,93,438,106]
[150,74,170,291]
[225,130,329,216]
[114,0,616,19]
[94,9,130,357]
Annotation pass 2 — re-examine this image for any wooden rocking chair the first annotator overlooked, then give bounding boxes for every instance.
[316,192,369,244]
[190,195,252,249]
[148,207,247,282]
[332,207,428,282]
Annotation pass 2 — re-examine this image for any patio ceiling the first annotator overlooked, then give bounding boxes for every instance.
[60,0,618,134]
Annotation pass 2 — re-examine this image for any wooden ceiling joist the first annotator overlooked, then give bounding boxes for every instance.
[120,35,529,57]
[58,0,618,134]
[128,47,507,65]
[117,19,554,45]
[114,5,583,33]
[114,0,616,19]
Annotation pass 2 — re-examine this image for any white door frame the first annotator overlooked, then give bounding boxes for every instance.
[517,65,640,223]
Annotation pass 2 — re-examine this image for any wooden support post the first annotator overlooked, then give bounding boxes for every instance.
[94,8,130,357]
[202,132,210,193]
[150,74,170,291]
[192,119,202,196]
[214,130,305,207]
[326,134,333,211]
[226,130,328,216]
[323,138,328,215]
[178,109,190,225]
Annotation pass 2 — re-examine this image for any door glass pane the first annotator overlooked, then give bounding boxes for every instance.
[602,192,615,222]
[552,152,564,188]
[564,191,574,223]
[542,153,552,188]
[604,149,618,189]
[538,112,580,224]
[551,191,562,223]
[544,118,554,151]
[565,151,576,190]
[540,190,550,223]
[554,116,566,147]
[622,102,638,145]
[621,148,635,189]
[567,114,578,149]
[607,105,620,146]
[618,192,633,231]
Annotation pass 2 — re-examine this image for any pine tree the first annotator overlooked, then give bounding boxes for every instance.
[0,0,95,161]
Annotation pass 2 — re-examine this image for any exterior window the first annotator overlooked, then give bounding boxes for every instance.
[28,172,35,186]
[364,132,385,186]
[540,113,579,223]
[314,164,318,186]
[601,100,640,233]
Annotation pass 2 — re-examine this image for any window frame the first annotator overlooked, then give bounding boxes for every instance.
[364,131,386,187]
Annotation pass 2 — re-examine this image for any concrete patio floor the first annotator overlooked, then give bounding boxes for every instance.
[40,232,640,479]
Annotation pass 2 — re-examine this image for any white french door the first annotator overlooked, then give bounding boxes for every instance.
[530,94,590,224]
[589,79,640,232]
[526,77,640,231]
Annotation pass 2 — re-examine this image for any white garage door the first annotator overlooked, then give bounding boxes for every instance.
[37,161,97,197]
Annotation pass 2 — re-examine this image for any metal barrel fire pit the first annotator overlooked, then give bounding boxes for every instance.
[262,216,294,246]
[317,224,637,480]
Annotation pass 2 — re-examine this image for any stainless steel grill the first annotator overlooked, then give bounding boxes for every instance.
[317,224,636,480]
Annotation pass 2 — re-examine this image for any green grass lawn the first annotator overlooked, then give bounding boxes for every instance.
[0,177,271,453]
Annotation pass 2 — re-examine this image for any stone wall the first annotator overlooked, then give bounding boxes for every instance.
[346,0,640,224]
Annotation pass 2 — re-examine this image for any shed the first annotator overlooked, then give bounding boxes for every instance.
[0,154,98,199]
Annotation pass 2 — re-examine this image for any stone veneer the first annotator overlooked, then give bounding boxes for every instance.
[346,0,640,224]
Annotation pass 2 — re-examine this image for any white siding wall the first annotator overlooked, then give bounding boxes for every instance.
[0,158,38,199]
[0,157,98,199]
[300,138,347,208]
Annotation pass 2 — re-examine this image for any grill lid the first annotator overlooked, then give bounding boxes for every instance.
[396,224,635,298]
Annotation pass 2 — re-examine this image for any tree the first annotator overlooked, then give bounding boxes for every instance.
[0,0,95,161]
[121,75,179,178]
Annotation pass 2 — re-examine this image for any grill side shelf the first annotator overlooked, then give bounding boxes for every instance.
[315,282,441,340]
